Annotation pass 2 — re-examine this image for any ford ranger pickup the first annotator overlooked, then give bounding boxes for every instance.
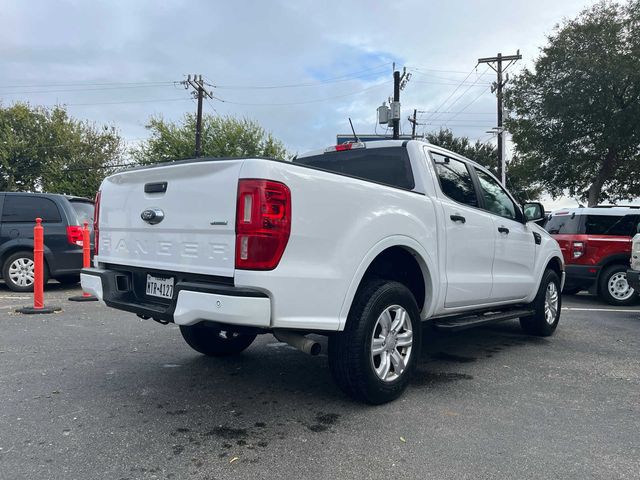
[81,140,564,404]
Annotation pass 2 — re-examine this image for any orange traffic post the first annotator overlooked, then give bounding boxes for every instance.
[17,218,60,314]
[69,221,98,302]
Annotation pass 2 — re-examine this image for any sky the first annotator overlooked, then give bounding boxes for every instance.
[0,0,602,207]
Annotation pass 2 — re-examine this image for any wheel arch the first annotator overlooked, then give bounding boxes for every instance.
[338,236,437,330]
[546,256,563,278]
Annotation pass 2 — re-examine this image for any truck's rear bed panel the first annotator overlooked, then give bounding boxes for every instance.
[97,160,243,278]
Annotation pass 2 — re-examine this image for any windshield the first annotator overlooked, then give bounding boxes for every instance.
[70,200,95,226]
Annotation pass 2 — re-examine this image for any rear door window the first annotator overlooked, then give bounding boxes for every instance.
[294,146,415,190]
[1,195,62,223]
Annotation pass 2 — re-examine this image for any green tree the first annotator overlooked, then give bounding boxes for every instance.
[132,114,288,165]
[505,0,640,206]
[425,128,542,202]
[0,103,124,197]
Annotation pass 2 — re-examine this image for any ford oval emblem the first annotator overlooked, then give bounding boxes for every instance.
[141,208,164,225]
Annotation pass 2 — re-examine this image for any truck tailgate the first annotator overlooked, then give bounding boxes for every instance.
[97,159,243,278]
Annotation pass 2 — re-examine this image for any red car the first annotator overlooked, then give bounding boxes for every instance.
[545,207,639,306]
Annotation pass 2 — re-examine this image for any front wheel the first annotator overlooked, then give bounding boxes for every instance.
[179,323,257,356]
[598,264,638,306]
[328,280,421,405]
[520,269,561,336]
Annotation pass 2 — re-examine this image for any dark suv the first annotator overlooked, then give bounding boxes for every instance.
[545,207,639,306]
[0,192,94,291]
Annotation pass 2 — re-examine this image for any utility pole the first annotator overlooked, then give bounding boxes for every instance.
[391,66,411,140]
[477,51,521,184]
[181,74,213,157]
[393,70,401,140]
[408,109,422,139]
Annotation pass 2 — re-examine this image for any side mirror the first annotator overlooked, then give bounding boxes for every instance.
[523,202,545,223]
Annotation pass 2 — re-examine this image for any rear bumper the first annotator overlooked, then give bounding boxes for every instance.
[564,264,600,289]
[627,269,640,292]
[80,267,271,328]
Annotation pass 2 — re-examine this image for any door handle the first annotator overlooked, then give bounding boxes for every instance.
[498,226,510,234]
[450,214,466,224]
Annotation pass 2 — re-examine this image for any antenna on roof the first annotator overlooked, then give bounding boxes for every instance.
[348,118,360,143]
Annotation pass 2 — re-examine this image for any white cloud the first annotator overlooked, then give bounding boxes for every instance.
[0,0,599,155]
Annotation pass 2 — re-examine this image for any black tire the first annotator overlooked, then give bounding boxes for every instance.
[179,323,257,357]
[328,280,422,405]
[56,275,81,285]
[562,286,582,295]
[598,264,638,306]
[520,269,561,336]
[2,251,49,292]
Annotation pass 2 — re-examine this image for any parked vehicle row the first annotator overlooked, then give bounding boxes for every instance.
[81,140,564,404]
[0,192,94,291]
[545,207,639,305]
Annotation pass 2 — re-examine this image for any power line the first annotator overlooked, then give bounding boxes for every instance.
[443,86,492,125]
[409,80,491,87]
[417,110,494,115]
[419,67,481,125]
[213,81,391,106]
[57,97,190,106]
[210,62,392,90]
[430,66,491,124]
[0,81,175,90]
[409,70,493,85]
[0,83,178,95]
[407,65,494,76]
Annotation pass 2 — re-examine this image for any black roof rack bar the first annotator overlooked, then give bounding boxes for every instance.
[592,205,640,209]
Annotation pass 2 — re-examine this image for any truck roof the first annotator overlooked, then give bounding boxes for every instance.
[552,207,640,216]
[297,139,488,170]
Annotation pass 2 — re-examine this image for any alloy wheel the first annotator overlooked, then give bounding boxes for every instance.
[370,305,413,382]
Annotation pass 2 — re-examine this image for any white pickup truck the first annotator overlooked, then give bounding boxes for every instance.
[81,140,564,404]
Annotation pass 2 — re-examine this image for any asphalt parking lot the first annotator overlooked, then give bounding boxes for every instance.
[1,284,638,480]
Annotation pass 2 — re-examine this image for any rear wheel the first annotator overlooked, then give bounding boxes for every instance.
[2,251,49,292]
[520,269,561,336]
[328,280,421,405]
[599,264,638,306]
[179,323,257,356]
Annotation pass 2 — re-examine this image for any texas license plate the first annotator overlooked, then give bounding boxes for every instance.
[145,274,174,299]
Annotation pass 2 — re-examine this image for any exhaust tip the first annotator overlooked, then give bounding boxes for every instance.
[274,330,321,356]
[309,342,321,356]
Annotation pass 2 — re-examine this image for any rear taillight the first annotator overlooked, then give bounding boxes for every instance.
[235,179,291,270]
[66,226,83,246]
[572,241,585,259]
[93,191,101,256]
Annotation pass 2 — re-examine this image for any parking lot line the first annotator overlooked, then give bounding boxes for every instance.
[563,307,640,313]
